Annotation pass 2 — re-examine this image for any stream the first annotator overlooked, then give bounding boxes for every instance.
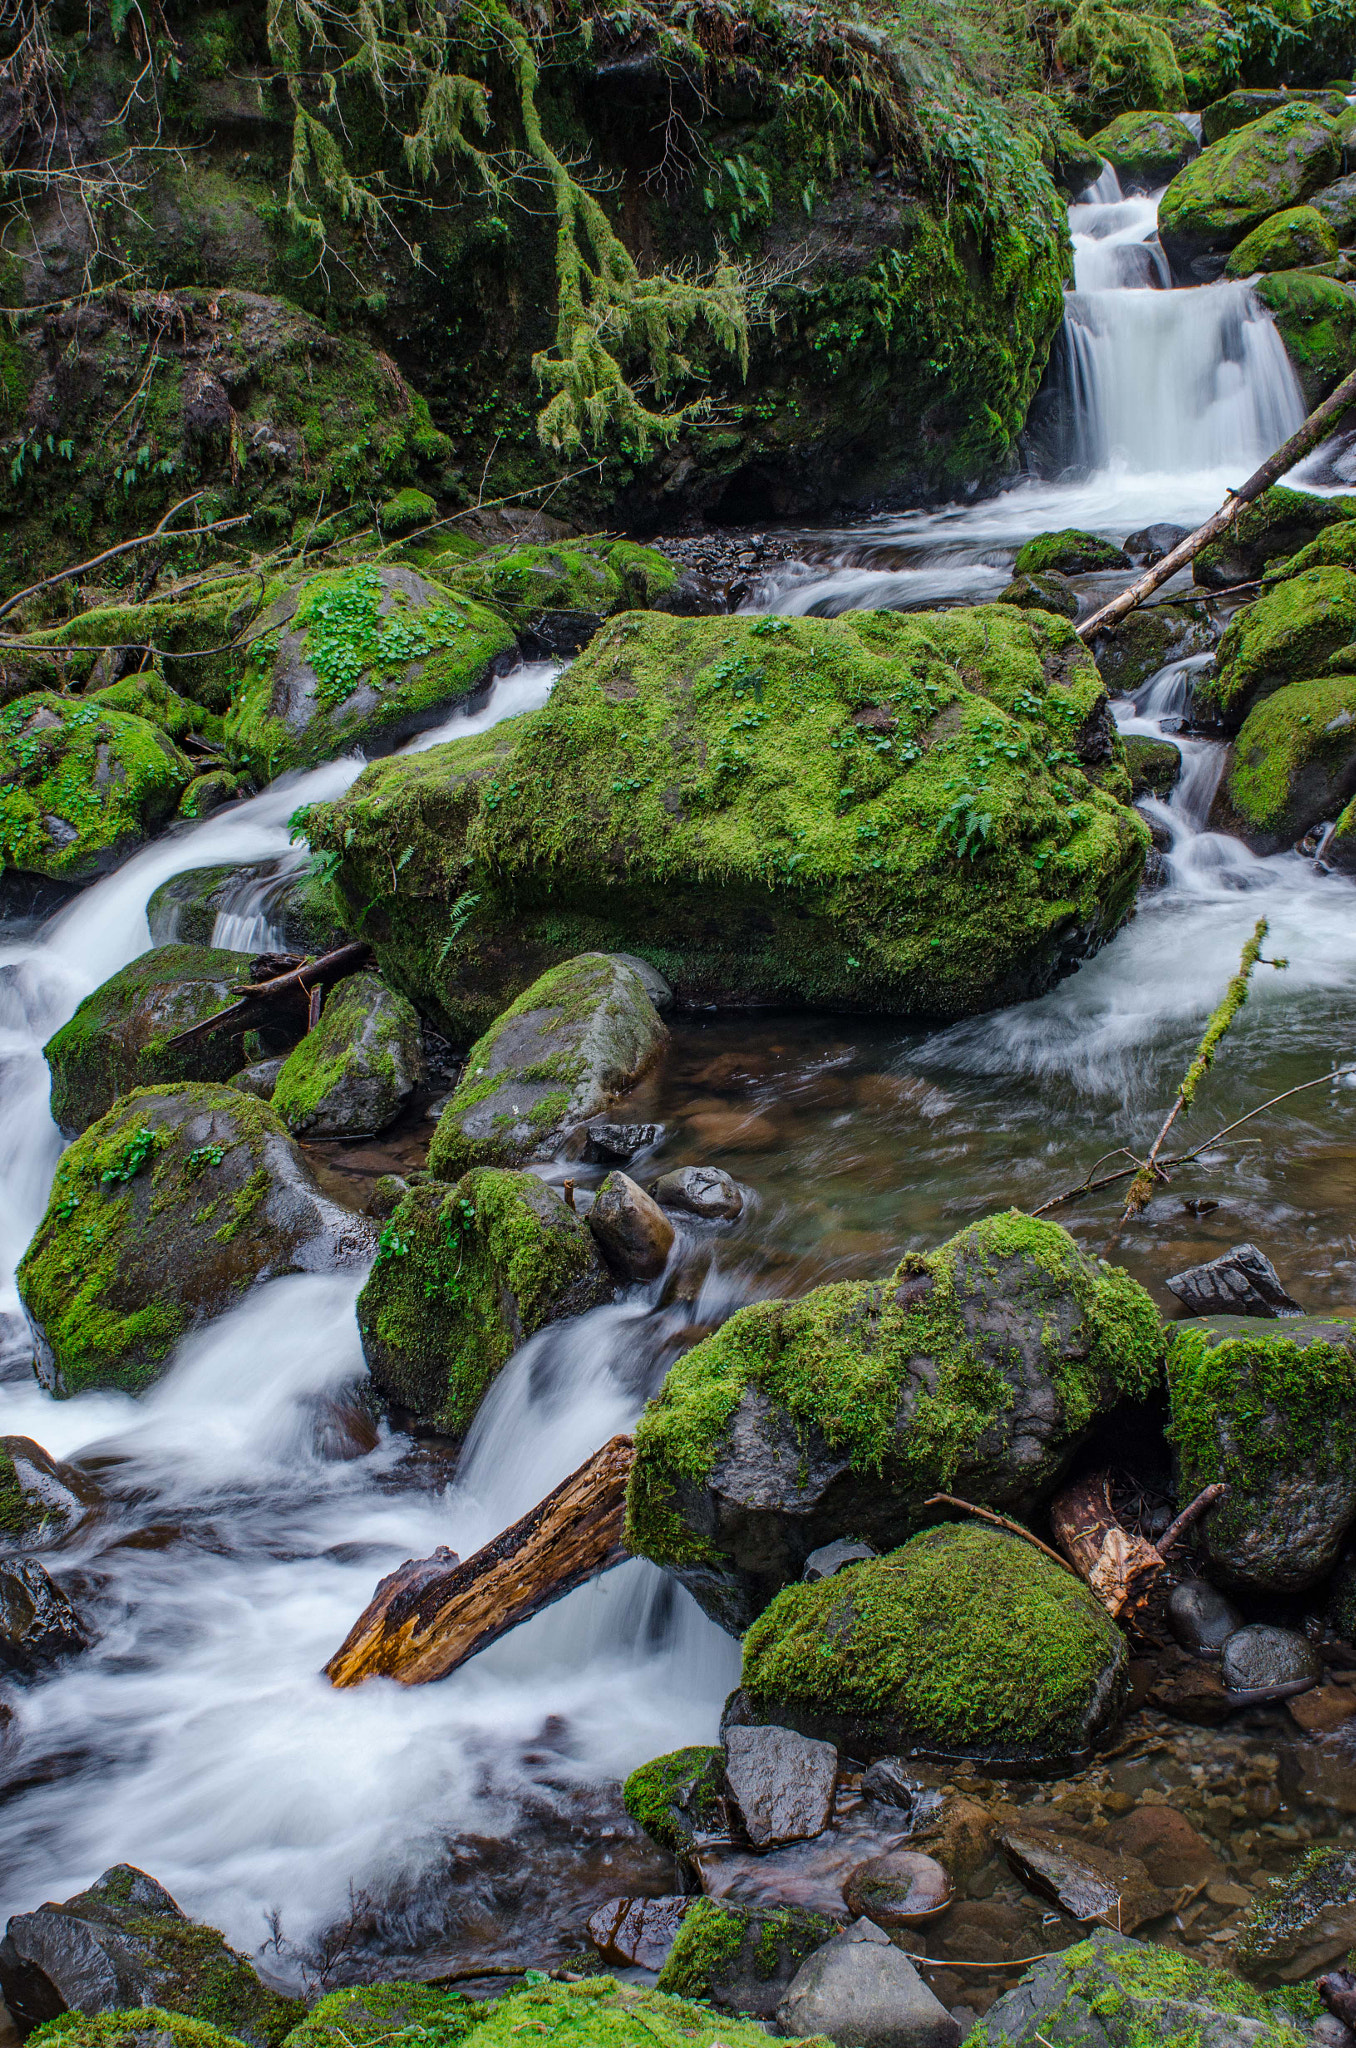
[4,161,1356,2015]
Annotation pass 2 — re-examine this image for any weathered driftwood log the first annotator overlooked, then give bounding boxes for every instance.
[1051,1471,1228,1625]
[165,941,372,1048]
[1079,362,1356,642]
[326,1434,635,1688]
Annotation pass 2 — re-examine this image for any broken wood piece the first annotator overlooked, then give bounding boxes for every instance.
[164,940,372,1048]
[325,1433,635,1687]
[306,983,323,1032]
[1050,1472,1167,1624]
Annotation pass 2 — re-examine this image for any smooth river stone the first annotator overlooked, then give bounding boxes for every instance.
[697,1809,911,1917]
[1221,1624,1323,1693]
[651,1164,743,1220]
[841,1849,953,1927]
[1001,1825,1168,1932]
[1168,1579,1242,1655]
[725,1723,837,1847]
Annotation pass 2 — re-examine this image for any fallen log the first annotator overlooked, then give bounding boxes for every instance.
[1079,361,1356,642]
[326,1433,635,1687]
[1050,1472,1228,1627]
[165,940,372,1049]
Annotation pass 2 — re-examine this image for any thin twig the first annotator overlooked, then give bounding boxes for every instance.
[922,1493,1074,1575]
[0,500,247,624]
[1157,1482,1227,1557]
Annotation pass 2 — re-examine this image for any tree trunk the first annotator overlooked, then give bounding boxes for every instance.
[325,1434,635,1688]
[1078,363,1356,643]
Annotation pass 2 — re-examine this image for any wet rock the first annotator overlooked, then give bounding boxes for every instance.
[0,693,193,884]
[651,1165,743,1221]
[724,1723,837,1848]
[696,1804,915,1918]
[998,572,1079,618]
[1159,103,1342,282]
[776,1917,961,2048]
[147,860,347,956]
[804,1538,878,1581]
[1221,1624,1323,1694]
[357,1169,612,1440]
[0,1863,302,2041]
[1090,603,1216,695]
[364,1174,409,1221]
[1289,1683,1356,1735]
[1123,735,1182,801]
[0,1557,89,1671]
[0,1310,34,1383]
[626,1210,1163,1630]
[586,1895,689,1971]
[270,971,426,1139]
[42,944,258,1135]
[1123,523,1192,566]
[17,1084,372,1398]
[1168,1578,1242,1655]
[1000,1825,1168,1932]
[656,1897,836,2016]
[1165,1243,1303,1319]
[428,954,668,1177]
[1145,1653,1232,1724]
[622,1744,726,1859]
[1014,530,1130,577]
[1167,1314,1356,1591]
[1238,1844,1356,1979]
[230,1057,286,1101]
[912,1793,998,1880]
[841,1851,953,1927]
[0,1436,94,1545]
[579,1121,664,1164]
[1193,485,1356,594]
[1101,1805,1224,1891]
[588,1171,675,1282]
[736,1525,1129,1772]
[859,1759,945,1835]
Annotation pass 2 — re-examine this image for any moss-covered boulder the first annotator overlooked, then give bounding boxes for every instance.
[1089,111,1198,193]
[446,540,681,653]
[1311,171,1356,242]
[622,1745,726,1859]
[1254,269,1356,407]
[1263,518,1356,584]
[43,945,258,1135]
[279,1985,475,2048]
[1193,487,1356,591]
[1014,530,1130,577]
[1053,2,1185,124]
[625,1209,1162,1630]
[1213,675,1356,852]
[1201,89,1302,147]
[1225,204,1338,276]
[301,608,1148,1037]
[1167,1313,1356,1592]
[968,1927,1314,2045]
[146,861,346,955]
[1090,604,1216,694]
[0,693,193,884]
[270,971,425,1139]
[356,1169,612,1436]
[0,1865,301,2046]
[1236,1844,1356,1980]
[738,1522,1129,1771]
[1158,104,1342,281]
[227,565,514,781]
[16,1085,371,1398]
[1201,566,1356,727]
[462,1979,819,2048]
[427,954,668,1178]
[998,572,1079,618]
[1123,735,1182,799]
[655,1899,836,2016]
[30,2016,249,2048]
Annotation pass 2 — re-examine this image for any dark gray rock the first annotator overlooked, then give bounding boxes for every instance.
[1166,1243,1304,1319]
[657,1898,837,2017]
[0,1309,35,1382]
[1000,1826,1168,1933]
[724,1723,838,1848]
[651,1164,744,1221]
[1221,1624,1322,1694]
[229,1057,286,1101]
[841,1851,953,1927]
[586,1895,689,1972]
[860,1759,945,1834]
[1,1436,96,1545]
[579,1121,664,1164]
[587,1170,675,1281]
[695,1802,917,1918]
[610,954,674,1013]
[0,1558,88,1671]
[1168,1579,1242,1656]
[1308,172,1356,244]
[777,1917,961,2048]
[974,1927,1287,2045]
[0,1864,301,2041]
[270,971,426,1138]
[1124,523,1191,565]
[148,859,347,956]
[804,1538,878,1581]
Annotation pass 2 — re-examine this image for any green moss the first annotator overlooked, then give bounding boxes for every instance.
[1159,104,1341,266]
[1205,566,1356,725]
[0,1445,43,1540]
[281,1985,476,2048]
[1263,518,1356,583]
[608,542,679,606]
[1219,673,1356,846]
[741,1522,1128,1763]
[1255,269,1356,406]
[656,1899,834,2002]
[1225,205,1338,276]
[31,2013,248,2048]
[1237,1844,1356,1978]
[621,1745,725,1856]
[0,692,193,882]
[380,489,437,534]
[1122,734,1183,799]
[115,1917,303,2048]
[270,970,420,1136]
[465,1979,824,2048]
[1194,486,1356,589]
[1088,110,1197,189]
[1014,530,1128,576]
[1055,1,1185,120]
[355,1168,610,1436]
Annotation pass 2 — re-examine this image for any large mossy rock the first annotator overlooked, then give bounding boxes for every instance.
[1014,529,1129,576]
[738,1523,1129,1771]
[1255,269,1356,407]
[16,1085,371,1398]
[968,1928,1313,2045]
[356,1169,612,1436]
[1193,487,1356,591]
[622,1745,726,1858]
[1088,111,1198,192]
[1090,604,1215,695]
[1312,172,1356,242]
[1224,204,1338,276]
[0,694,192,884]
[656,1899,836,2016]
[280,1986,476,2048]
[461,1979,814,2048]
[1213,675,1356,852]
[227,565,514,780]
[444,540,681,653]
[1201,566,1356,727]
[1158,104,1342,281]
[1167,1313,1356,1592]
[302,609,1148,1038]
[624,1210,1163,1631]
[0,1864,301,2045]
[427,954,668,1177]
[270,971,426,1139]
[43,945,257,1136]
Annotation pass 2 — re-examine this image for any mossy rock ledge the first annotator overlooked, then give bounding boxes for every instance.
[440,539,683,655]
[1,693,193,884]
[0,1864,302,2047]
[300,608,1148,1036]
[356,1169,613,1437]
[1199,565,1356,729]
[16,1084,373,1398]
[1158,103,1342,282]
[1212,675,1356,854]
[427,953,669,1178]
[455,1979,823,2048]
[43,945,258,1136]
[1167,1314,1356,1592]
[968,1927,1316,2045]
[227,564,516,781]
[624,1209,1163,1631]
[737,1522,1130,1771]
[271,971,426,1139]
